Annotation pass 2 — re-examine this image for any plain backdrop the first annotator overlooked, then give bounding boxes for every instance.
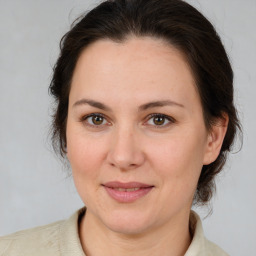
[0,0,255,255]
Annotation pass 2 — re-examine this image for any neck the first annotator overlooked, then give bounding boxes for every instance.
[79,209,192,256]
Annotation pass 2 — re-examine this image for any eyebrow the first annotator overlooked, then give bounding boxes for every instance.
[72,98,184,111]
[73,99,112,111]
[138,100,184,111]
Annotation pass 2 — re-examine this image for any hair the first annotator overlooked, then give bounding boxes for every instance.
[49,0,241,205]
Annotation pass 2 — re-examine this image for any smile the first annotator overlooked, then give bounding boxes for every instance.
[103,181,154,203]
[113,187,140,192]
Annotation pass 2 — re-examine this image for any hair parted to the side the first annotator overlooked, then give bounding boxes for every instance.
[49,0,241,205]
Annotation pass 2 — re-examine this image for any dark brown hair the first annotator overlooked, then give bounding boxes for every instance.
[49,0,241,204]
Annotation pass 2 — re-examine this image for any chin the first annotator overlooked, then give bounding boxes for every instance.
[101,208,155,235]
[107,221,151,236]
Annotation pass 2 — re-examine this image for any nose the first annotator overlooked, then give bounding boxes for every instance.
[106,126,145,170]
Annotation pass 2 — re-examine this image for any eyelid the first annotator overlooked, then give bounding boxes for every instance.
[80,112,176,129]
[80,113,111,128]
[144,113,176,128]
[81,112,105,121]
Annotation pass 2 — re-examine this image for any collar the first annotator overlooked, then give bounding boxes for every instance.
[59,208,86,256]
[58,208,222,256]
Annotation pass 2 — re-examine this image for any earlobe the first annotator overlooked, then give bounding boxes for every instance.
[203,114,229,165]
[65,147,69,159]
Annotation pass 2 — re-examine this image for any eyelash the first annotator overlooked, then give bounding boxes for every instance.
[80,113,108,129]
[146,113,175,128]
[80,113,176,129]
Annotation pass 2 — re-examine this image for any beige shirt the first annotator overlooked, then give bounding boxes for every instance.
[0,208,229,256]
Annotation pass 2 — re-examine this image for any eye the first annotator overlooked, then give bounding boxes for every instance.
[82,113,109,127]
[146,114,175,127]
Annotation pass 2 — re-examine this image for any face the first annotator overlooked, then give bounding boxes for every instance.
[66,37,213,235]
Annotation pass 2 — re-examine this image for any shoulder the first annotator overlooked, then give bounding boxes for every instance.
[0,220,63,256]
[185,211,229,256]
[0,208,86,256]
[204,239,229,256]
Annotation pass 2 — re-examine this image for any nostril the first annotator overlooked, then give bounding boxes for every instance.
[106,133,145,169]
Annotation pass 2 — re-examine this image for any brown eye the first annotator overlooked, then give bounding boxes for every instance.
[83,114,108,127]
[146,114,175,128]
[153,116,165,125]
[92,115,104,125]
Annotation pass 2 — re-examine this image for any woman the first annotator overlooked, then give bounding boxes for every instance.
[0,0,240,255]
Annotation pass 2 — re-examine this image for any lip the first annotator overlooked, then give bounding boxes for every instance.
[103,181,154,203]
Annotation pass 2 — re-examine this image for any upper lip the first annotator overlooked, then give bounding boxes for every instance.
[103,181,153,189]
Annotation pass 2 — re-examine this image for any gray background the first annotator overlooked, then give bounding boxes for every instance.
[0,0,255,255]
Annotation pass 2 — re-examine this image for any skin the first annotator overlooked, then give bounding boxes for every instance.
[66,37,227,256]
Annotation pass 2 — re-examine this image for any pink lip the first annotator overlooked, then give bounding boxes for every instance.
[103,181,154,203]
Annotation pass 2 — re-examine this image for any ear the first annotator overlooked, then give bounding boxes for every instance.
[65,149,69,160]
[64,144,69,160]
[203,114,229,165]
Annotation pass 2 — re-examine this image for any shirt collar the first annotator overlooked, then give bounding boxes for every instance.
[59,208,208,256]
[185,210,207,256]
[59,208,86,256]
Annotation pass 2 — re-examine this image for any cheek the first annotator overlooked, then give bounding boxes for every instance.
[148,131,206,189]
[66,132,108,207]
[66,131,107,179]
[151,140,204,213]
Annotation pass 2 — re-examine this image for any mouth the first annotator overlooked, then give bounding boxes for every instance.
[102,181,154,203]
[112,187,141,192]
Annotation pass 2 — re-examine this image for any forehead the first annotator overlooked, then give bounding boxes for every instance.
[75,36,193,77]
[70,36,199,108]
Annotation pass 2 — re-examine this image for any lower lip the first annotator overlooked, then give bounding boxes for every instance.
[104,186,153,203]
